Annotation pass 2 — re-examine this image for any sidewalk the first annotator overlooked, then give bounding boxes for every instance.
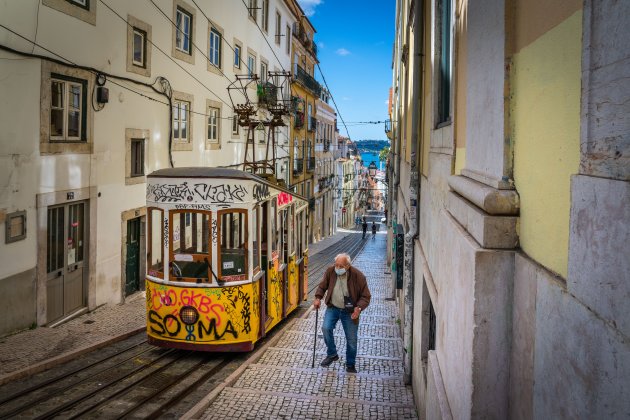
[187,233,418,419]
[0,229,357,385]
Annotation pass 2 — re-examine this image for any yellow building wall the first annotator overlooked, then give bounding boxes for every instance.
[512,10,582,278]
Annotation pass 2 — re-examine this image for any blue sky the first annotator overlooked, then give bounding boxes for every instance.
[298,0,396,141]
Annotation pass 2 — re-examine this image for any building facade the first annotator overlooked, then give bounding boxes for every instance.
[0,0,296,335]
[312,87,336,241]
[387,0,629,418]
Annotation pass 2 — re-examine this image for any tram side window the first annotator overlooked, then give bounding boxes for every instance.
[270,198,278,258]
[148,208,164,277]
[170,211,211,280]
[253,207,260,272]
[219,210,248,281]
[261,202,268,268]
[296,210,303,259]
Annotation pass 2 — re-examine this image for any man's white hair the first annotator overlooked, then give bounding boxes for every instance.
[335,253,352,265]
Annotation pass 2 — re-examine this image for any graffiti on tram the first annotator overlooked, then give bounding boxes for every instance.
[147,182,249,204]
[146,282,258,342]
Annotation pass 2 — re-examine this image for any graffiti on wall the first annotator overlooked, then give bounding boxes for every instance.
[147,182,248,204]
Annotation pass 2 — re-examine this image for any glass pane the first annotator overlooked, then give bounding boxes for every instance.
[67,203,84,265]
[253,208,259,269]
[183,16,190,51]
[51,109,64,137]
[176,11,182,48]
[149,209,164,275]
[181,103,188,121]
[181,122,187,140]
[47,207,64,273]
[220,211,247,279]
[68,110,80,138]
[51,81,64,108]
[70,84,81,109]
[171,211,210,280]
[271,199,277,254]
[133,31,143,64]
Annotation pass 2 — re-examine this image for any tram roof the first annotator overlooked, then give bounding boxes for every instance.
[147,167,308,201]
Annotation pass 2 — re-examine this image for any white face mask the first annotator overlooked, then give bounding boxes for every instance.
[335,267,347,276]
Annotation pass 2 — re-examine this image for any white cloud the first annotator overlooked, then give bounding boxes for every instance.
[318,41,325,49]
[342,96,351,101]
[336,48,351,56]
[384,100,389,105]
[298,0,323,17]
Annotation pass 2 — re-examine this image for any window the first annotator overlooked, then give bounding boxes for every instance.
[286,25,291,54]
[293,53,299,75]
[207,106,219,142]
[260,61,268,83]
[68,0,88,9]
[275,12,281,44]
[253,207,260,271]
[50,77,85,141]
[209,27,221,68]
[132,28,146,67]
[436,0,452,124]
[173,99,190,142]
[248,0,257,21]
[175,7,192,54]
[170,211,211,281]
[148,208,164,278]
[218,210,248,281]
[130,139,144,177]
[5,210,26,244]
[232,113,239,135]
[261,0,269,32]
[307,103,313,131]
[234,44,241,68]
[247,53,256,78]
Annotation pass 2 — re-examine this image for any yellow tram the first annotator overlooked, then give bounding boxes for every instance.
[145,167,309,351]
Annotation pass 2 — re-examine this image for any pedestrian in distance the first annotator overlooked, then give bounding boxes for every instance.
[371,221,377,239]
[314,253,371,373]
[362,220,368,239]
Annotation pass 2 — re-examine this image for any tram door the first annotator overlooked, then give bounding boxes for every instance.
[46,202,87,323]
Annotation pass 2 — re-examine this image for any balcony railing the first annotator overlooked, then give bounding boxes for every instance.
[294,111,304,129]
[257,82,278,107]
[293,159,303,174]
[295,65,322,96]
[307,116,317,132]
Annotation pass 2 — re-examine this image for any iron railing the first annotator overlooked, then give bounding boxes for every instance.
[295,65,322,96]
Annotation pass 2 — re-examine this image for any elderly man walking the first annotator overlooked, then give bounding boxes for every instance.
[314,253,371,373]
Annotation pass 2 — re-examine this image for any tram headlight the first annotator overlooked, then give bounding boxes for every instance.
[180,306,199,325]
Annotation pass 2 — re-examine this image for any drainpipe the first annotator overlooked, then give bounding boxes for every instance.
[403,0,423,385]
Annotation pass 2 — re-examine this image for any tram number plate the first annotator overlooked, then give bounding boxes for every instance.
[223,261,234,269]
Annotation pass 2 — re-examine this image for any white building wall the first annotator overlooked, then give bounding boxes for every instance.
[0,0,296,334]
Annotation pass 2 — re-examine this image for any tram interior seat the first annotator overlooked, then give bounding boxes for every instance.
[171,260,209,279]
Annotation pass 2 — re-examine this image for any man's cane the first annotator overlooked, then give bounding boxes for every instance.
[312,306,319,368]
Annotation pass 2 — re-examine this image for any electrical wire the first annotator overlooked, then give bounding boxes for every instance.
[316,62,351,141]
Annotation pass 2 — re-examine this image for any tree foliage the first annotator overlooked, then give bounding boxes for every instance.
[379,146,390,162]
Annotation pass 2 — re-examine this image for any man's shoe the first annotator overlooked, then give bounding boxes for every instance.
[346,365,357,373]
[320,355,339,367]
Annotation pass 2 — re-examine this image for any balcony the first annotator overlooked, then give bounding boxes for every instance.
[257,82,278,107]
[293,159,303,174]
[295,65,322,96]
[323,139,330,152]
[307,116,317,132]
[294,111,304,129]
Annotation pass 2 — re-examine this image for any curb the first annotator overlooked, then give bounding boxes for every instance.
[181,305,317,420]
[0,326,146,386]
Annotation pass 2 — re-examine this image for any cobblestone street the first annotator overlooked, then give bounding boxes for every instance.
[191,233,417,419]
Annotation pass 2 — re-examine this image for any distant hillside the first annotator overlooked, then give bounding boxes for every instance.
[355,140,389,152]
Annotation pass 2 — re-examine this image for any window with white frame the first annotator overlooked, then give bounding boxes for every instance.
[436,0,453,125]
[286,25,291,54]
[247,53,256,78]
[207,106,220,142]
[173,100,190,142]
[50,77,85,141]
[175,7,192,54]
[209,27,221,68]
[132,27,147,68]
[234,44,241,68]
[232,113,239,135]
[275,12,282,44]
[248,0,257,21]
[261,0,269,32]
[260,61,268,83]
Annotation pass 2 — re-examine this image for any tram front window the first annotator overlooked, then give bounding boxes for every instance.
[219,210,248,281]
[170,211,210,280]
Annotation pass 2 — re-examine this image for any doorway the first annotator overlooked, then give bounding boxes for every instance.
[125,217,141,296]
[46,201,88,323]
